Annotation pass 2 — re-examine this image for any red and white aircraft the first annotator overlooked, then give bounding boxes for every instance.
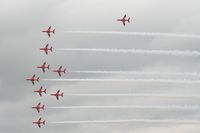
[53,66,66,77]
[26,74,39,85]
[40,44,53,55]
[33,86,46,97]
[117,14,130,26]
[32,102,45,113]
[51,90,64,100]
[37,62,50,72]
[42,26,55,37]
[33,117,45,128]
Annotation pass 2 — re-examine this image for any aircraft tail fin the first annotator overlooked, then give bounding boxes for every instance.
[61,92,64,97]
[64,69,66,74]
[53,29,55,34]
[128,17,130,23]
[50,47,53,52]
[44,89,46,94]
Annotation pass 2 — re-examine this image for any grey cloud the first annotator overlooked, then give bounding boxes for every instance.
[1,0,200,133]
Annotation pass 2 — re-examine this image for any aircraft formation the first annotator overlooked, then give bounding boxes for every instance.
[27,26,67,128]
[28,15,131,128]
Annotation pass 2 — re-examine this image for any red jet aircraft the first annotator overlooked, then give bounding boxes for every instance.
[53,66,66,77]
[33,117,45,128]
[37,62,50,72]
[26,74,39,85]
[33,86,46,97]
[40,44,53,55]
[42,26,55,37]
[51,90,64,100]
[117,14,130,26]
[32,102,45,113]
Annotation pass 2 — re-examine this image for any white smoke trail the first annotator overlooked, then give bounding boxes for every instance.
[62,93,200,98]
[48,105,200,110]
[49,119,200,124]
[63,31,200,39]
[56,48,200,57]
[68,70,200,77]
[42,78,200,84]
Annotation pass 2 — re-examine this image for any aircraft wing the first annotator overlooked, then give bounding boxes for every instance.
[123,21,126,26]
[56,95,59,100]
[38,124,41,128]
[45,50,48,55]
[48,33,51,37]
[32,81,35,85]
[59,66,62,70]
[48,26,51,30]
[58,72,61,77]
[39,93,42,97]
[45,44,49,48]
[40,86,43,90]
[123,14,126,19]
[42,68,45,73]
[37,108,40,113]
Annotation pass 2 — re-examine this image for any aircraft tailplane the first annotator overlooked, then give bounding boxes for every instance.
[43,120,45,125]
[47,65,50,70]
[37,77,39,82]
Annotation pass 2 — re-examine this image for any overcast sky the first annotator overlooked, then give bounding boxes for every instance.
[1,0,200,133]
